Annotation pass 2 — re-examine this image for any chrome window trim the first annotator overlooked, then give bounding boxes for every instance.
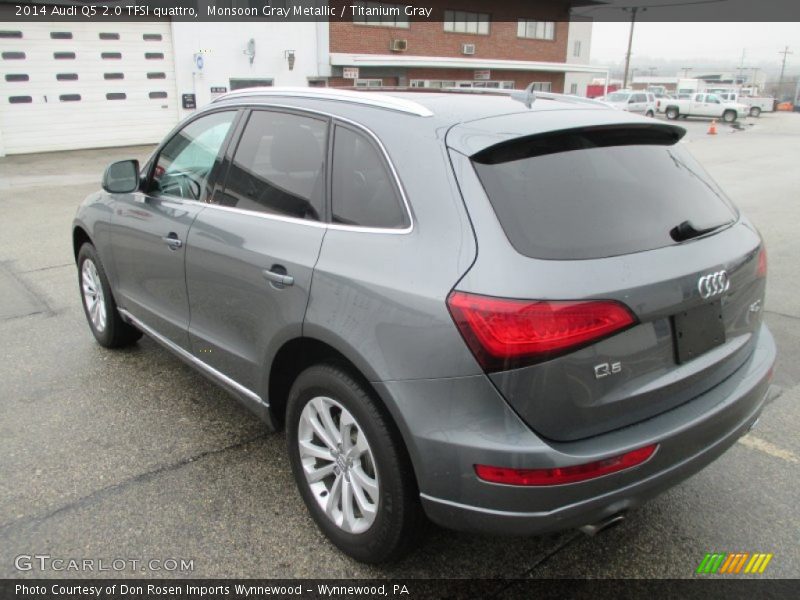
[211,86,434,118]
[171,102,414,235]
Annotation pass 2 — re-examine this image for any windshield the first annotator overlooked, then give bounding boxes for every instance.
[470,126,738,260]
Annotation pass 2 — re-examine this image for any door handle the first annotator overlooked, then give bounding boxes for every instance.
[262,267,294,288]
[162,234,183,249]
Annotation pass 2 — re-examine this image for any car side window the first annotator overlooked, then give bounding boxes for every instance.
[633,93,646,103]
[217,110,327,221]
[331,125,408,229]
[150,111,235,202]
[707,95,720,104]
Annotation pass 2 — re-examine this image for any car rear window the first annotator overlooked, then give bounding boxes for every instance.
[470,126,737,260]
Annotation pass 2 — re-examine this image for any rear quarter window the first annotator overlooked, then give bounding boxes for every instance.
[470,126,737,260]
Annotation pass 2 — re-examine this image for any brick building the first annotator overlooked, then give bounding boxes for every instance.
[326,0,606,93]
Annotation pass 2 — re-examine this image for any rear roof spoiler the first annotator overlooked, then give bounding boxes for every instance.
[446,110,686,157]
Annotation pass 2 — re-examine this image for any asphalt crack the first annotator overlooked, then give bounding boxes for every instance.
[0,433,267,538]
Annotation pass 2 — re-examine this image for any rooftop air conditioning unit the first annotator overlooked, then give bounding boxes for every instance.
[390,39,408,52]
[462,43,476,55]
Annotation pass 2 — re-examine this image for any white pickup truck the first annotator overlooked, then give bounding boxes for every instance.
[716,92,775,117]
[663,93,748,123]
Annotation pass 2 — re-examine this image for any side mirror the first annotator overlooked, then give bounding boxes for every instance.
[102,160,140,194]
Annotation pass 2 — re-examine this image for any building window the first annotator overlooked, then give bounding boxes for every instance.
[570,83,578,95]
[99,33,120,40]
[5,74,29,82]
[101,52,122,59]
[2,52,26,60]
[517,20,555,41]
[529,82,552,92]
[147,72,166,79]
[145,52,164,60]
[0,30,22,38]
[355,79,382,88]
[443,10,490,35]
[59,94,81,102]
[50,32,72,39]
[56,73,78,81]
[143,33,163,41]
[9,96,33,103]
[352,2,409,28]
[149,91,168,99]
[106,93,126,100]
[573,40,581,57]
[53,52,76,59]
[410,79,514,90]
[104,73,124,80]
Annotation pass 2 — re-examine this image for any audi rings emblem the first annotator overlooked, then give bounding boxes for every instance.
[697,271,730,299]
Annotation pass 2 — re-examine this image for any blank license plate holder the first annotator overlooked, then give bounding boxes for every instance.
[672,300,725,364]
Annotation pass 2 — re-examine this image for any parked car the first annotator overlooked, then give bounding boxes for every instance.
[600,90,657,117]
[655,93,675,114]
[73,87,775,563]
[716,92,775,117]
[664,92,748,122]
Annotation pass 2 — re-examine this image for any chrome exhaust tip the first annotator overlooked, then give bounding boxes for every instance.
[579,513,626,537]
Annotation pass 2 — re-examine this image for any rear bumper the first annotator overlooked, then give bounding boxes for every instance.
[374,324,776,535]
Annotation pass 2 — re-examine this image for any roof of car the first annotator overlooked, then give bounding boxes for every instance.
[210,86,613,127]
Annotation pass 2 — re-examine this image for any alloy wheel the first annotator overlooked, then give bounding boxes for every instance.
[81,259,107,332]
[297,396,379,534]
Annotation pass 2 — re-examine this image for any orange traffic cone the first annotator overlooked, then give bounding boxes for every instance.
[707,119,718,135]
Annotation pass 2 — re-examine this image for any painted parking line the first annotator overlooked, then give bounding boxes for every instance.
[738,434,799,464]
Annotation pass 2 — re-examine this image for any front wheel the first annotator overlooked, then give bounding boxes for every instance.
[749,106,762,117]
[665,107,679,120]
[722,110,737,123]
[286,364,423,563]
[77,243,142,348]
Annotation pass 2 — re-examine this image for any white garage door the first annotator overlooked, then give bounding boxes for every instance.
[0,22,179,155]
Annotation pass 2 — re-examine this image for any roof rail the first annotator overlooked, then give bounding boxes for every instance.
[211,86,434,117]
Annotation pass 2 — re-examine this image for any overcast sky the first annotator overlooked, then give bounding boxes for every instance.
[590,22,799,72]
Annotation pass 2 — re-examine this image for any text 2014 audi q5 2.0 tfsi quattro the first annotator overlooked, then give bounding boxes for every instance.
[73,87,775,562]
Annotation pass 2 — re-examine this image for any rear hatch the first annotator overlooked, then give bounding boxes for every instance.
[447,111,767,441]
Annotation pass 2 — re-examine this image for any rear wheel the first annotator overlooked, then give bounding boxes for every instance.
[722,109,737,123]
[749,106,761,117]
[286,364,423,563]
[77,243,142,348]
[665,107,679,120]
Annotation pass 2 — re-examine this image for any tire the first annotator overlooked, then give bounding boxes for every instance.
[286,363,423,563]
[749,106,761,118]
[722,110,737,123]
[665,107,679,120]
[646,110,655,118]
[77,243,142,348]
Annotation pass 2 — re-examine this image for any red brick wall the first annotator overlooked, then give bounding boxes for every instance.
[330,0,571,62]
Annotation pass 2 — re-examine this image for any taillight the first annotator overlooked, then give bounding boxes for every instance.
[757,246,767,278]
[446,292,636,371]
[475,444,658,486]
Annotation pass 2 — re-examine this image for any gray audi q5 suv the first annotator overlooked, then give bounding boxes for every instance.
[73,87,775,562]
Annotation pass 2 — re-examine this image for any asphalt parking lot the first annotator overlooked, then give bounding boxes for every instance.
[1,111,798,582]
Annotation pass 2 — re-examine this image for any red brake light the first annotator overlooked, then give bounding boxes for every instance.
[446,292,636,371]
[475,444,658,486]
[757,246,767,278]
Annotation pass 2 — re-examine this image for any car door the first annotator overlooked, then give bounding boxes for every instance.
[705,94,723,117]
[184,108,328,393]
[629,93,646,113]
[110,109,239,348]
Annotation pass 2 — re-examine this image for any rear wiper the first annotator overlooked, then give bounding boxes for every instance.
[669,220,727,242]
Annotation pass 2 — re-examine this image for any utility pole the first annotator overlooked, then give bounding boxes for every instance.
[777,46,793,99]
[621,7,639,89]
